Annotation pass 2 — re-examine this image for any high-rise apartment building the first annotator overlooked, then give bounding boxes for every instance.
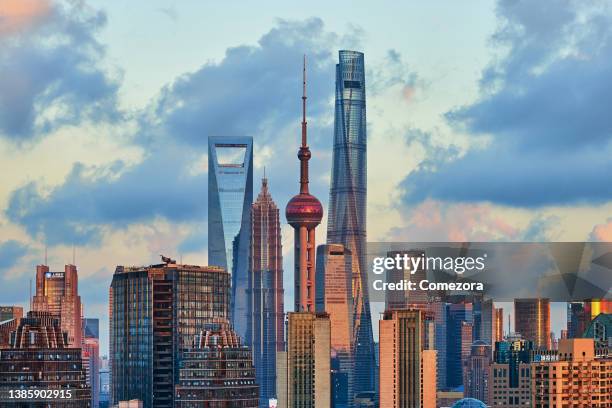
[316,244,353,408]
[110,258,234,407]
[248,176,284,407]
[327,50,375,396]
[280,57,331,407]
[463,341,491,404]
[278,312,331,407]
[532,338,612,407]
[514,298,551,349]
[174,322,258,407]
[0,311,91,406]
[379,309,437,408]
[208,135,253,339]
[32,264,82,347]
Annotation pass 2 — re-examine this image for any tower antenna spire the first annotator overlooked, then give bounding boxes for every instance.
[302,54,307,148]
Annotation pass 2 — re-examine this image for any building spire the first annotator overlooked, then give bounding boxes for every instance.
[298,55,311,194]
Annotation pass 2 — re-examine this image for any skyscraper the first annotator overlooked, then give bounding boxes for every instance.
[0,306,23,322]
[463,341,491,404]
[514,298,550,349]
[379,309,437,408]
[208,135,253,339]
[327,50,374,396]
[446,302,473,388]
[248,176,284,407]
[110,258,236,407]
[316,244,353,408]
[32,264,82,347]
[82,318,100,408]
[494,307,504,342]
[280,57,331,407]
[385,250,428,310]
[473,298,495,347]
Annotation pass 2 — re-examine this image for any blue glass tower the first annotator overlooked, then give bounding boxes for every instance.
[327,50,374,399]
[208,136,253,339]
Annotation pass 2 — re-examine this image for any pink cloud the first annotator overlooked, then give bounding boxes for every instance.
[390,199,520,241]
[0,0,52,37]
[590,218,612,241]
[402,85,416,102]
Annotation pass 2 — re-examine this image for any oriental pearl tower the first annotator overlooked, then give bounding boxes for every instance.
[285,56,323,313]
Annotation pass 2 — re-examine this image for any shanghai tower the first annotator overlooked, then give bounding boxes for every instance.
[327,50,375,396]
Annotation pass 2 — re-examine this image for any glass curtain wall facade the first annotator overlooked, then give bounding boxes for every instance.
[208,136,253,340]
[110,262,230,407]
[327,50,375,397]
[248,177,284,407]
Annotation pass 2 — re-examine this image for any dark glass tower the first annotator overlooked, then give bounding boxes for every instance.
[327,50,374,397]
[208,136,253,339]
[248,176,284,407]
[109,258,232,407]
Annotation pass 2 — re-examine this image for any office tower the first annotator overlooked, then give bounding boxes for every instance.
[0,305,23,322]
[494,307,504,342]
[316,244,353,408]
[208,135,253,339]
[567,299,612,338]
[463,341,491,404]
[489,337,535,407]
[0,306,22,349]
[99,356,110,408]
[583,313,611,352]
[0,311,91,406]
[248,176,284,407]
[279,312,331,407]
[83,317,100,408]
[379,309,437,408]
[385,250,428,310]
[280,57,331,408]
[473,299,495,347]
[430,302,448,390]
[532,338,612,407]
[175,321,259,407]
[327,50,375,397]
[83,317,99,339]
[110,258,234,407]
[446,302,473,388]
[32,264,82,347]
[514,298,550,348]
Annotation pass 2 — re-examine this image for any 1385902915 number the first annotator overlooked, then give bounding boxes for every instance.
[7,389,73,399]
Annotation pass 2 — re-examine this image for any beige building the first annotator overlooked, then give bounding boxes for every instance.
[379,309,436,408]
[277,312,331,407]
[532,338,612,407]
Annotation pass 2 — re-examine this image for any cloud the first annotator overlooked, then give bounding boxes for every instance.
[401,0,612,207]
[387,200,559,242]
[0,0,51,36]
[6,147,207,246]
[0,240,28,269]
[590,218,612,241]
[0,0,120,141]
[141,17,339,149]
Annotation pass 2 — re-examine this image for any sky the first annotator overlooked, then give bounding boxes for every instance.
[1,0,611,355]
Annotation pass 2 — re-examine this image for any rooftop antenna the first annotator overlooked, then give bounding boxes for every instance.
[508,314,511,336]
[29,279,32,311]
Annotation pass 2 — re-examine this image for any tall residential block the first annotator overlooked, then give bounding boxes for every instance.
[208,135,253,339]
[379,309,437,408]
[327,50,375,396]
[279,312,331,407]
[316,243,353,408]
[248,176,285,407]
[532,338,612,407]
[110,258,252,407]
[514,298,550,349]
[32,264,82,347]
